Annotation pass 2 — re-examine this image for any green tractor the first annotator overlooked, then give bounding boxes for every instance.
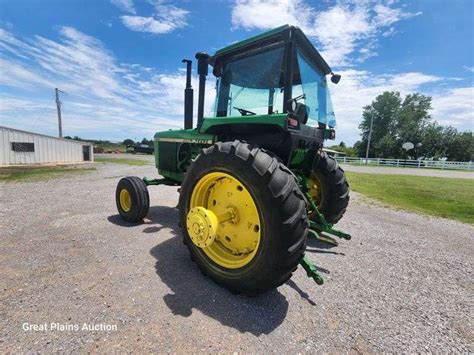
[115,25,350,295]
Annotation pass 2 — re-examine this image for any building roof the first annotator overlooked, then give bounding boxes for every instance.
[0,126,92,146]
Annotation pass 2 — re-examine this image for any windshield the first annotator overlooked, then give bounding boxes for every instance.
[214,46,285,117]
[295,51,336,127]
[213,45,336,127]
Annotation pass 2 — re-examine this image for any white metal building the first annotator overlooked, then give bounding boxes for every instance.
[0,126,93,166]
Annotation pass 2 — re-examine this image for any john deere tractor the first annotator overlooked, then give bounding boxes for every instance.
[115,25,350,295]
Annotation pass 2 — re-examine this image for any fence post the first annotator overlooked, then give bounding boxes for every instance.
[377,158,380,166]
[397,159,399,167]
[418,160,421,168]
[468,161,472,171]
[442,160,445,170]
[344,157,346,163]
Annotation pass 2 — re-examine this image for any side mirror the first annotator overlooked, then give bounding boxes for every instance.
[330,73,341,84]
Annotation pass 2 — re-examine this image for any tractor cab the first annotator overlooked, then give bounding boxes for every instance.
[209,25,338,128]
[154,25,343,183]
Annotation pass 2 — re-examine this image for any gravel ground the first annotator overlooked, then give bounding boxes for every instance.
[0,160,472,352]
[341,164,474,179]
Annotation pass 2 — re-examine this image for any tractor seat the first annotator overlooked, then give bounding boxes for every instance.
[294,103,309,125]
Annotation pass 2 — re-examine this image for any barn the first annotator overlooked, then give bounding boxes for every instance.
[0,126,93,166]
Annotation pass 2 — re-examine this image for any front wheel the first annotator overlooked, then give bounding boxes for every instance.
[179,141,308,295]
[115,176,150,223]
[307,151,349,225]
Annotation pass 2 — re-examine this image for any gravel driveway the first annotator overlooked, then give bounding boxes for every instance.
[1,160,472,352]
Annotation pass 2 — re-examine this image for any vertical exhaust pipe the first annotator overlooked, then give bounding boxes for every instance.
[182,59,193,130]
[195,52,210,128]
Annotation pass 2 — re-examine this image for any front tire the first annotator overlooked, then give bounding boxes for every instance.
[115,176,149,223]
[307,151,349,224]
[179,141,308,295]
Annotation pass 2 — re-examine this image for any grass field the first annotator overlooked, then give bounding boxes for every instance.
[94,156,149,166]
[0,167,96,182]
[346,172,474,224]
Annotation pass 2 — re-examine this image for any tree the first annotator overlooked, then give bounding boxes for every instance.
[141,137,153,146]
[375,134,398,158]
[358,90,473,160]
[328,142,357,157]
[444,129,474,161]
[397,93,432,145]
[421,122,445,159]
[123,139,134,146]
[359,91,401,158]
[353,140,365,157]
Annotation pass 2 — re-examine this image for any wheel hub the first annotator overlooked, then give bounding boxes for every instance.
[307,173,323,208]
[119,188,132,212]
[186,207,218,248]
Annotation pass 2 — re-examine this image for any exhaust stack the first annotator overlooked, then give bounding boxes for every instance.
[182,59,193,130]
[195,52,210,128]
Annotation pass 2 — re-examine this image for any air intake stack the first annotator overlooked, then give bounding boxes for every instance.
[195,52,210,128]
[182,59,193,130]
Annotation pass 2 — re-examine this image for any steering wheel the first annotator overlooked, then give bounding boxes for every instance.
[233,107,256,116]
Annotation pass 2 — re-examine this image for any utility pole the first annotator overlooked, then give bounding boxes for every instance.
[365,111,374,164]
[55,88,63,138]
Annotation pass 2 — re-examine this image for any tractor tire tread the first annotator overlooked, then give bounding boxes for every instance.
[312,151,350,224]
[115,176,149,223]
[179,140,307,296]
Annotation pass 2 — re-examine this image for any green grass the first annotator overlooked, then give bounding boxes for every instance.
[94,156,149,166]
[346,172,474,224]
[0,167,96,182]
[341,161,471,172]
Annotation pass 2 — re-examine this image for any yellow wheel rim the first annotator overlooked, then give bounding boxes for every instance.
[307,172,323,209]
[119,188,132,212]
[189,172,261,269]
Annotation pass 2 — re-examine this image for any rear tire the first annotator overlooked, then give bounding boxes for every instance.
[179,141,308,295]
[309,151,349,224]
[116,176,149,223]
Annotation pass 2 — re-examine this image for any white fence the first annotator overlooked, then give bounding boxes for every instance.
[335,157,473,171]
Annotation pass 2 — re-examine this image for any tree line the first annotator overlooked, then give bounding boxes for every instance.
[65,136,153,147]
[333,91,473,161]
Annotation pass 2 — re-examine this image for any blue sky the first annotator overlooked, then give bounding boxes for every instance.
[0,0,472,144]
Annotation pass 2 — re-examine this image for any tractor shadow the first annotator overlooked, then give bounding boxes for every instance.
[109,206,341,333]
[107,205,179,234]
[145,207,289,336]
[305,236,346,256]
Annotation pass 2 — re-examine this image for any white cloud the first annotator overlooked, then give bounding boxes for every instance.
[0,58,53,89]
[463,65,474,73]
[389,72,441,91]
[231,0,308,31]
[121,16,176,34]
[111,0,136,14]
[432,87,474,128]
[0,27,212,140]
[231,0,422,67]
[373,4,421,27]
[119,1,188,34]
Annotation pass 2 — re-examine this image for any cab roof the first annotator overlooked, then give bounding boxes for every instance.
[209,25,332,75]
